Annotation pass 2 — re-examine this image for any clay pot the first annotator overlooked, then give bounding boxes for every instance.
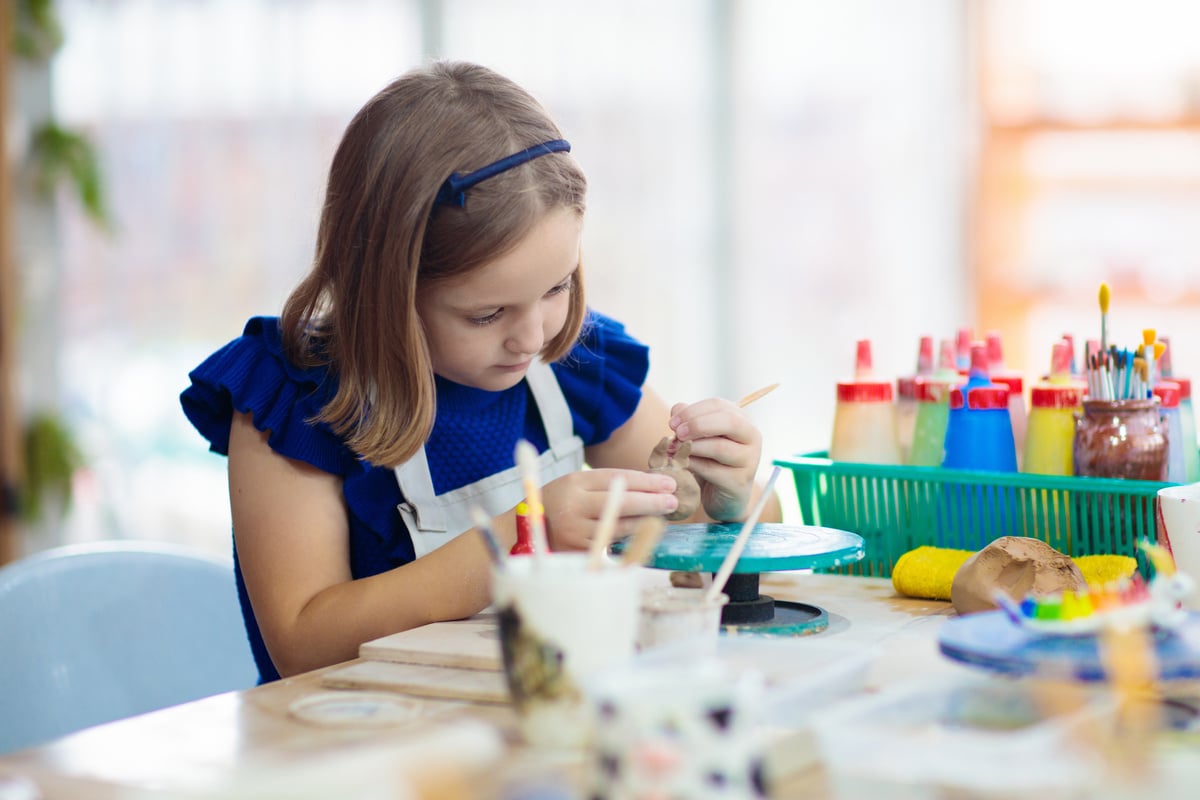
[1073,399,1167,481]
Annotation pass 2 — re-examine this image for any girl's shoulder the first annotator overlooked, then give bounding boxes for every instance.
[552,309,650,445]
[179,317,356,474]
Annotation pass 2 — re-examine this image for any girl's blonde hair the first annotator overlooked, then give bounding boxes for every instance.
[281,62,588,467]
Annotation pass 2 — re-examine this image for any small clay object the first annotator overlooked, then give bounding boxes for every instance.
[648,436,702,522]
[951,536,1087,615]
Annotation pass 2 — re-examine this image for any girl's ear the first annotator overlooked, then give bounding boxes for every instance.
[647,436,670,469]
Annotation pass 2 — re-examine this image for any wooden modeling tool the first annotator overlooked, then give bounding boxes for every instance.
[736,382,779,408]
[666,383,780,442]
[620,517,667,568]
[1098,282,1110,353]
[469,506,504,568]
[588,474,627,570]
[706,465,783,605]
[513,440,549,561]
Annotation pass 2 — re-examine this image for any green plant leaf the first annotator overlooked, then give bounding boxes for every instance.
[30,122,111,228]
[20,412,83,523]
[13,0,64,61]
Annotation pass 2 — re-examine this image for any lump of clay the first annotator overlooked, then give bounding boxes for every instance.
[950,536,1086,616]
[647,436,702,522]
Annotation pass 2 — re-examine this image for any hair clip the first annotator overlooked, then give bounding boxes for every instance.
[434,139,571,209]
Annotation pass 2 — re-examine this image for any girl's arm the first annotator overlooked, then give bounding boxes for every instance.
[228,411,514,677]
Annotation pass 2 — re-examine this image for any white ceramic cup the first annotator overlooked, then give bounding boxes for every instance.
[1157,482,1200,610]
[637,586,728,652]
[491,552,640,748]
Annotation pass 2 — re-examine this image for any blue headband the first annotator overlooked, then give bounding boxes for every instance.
[434,139,571,209]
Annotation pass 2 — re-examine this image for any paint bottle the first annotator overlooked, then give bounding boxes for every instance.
[908,340,960,467]
[895,335,934,464]
[1023,342,1084,476]
[942,385,1017,472]
[1175,378,1200,482]
[1153,382,1186,483]
[1159,338,1199,482]
[829,339,900,464]
[1022,384,1084,476]
[510,501,538,556]
[986,332,1028,470]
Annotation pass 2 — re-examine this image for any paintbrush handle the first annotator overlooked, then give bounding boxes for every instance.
[588,475,627,569]
[620,517,666,568]
[737,382,779,408]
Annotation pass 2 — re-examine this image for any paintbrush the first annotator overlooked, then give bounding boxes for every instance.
[620,516,666,568]
[469,505,505,569]
[588,474,627,570]
[513,440,549,562]
[706,465,783,605]
[1098,282,1110,353]
[1142,329,1157,389]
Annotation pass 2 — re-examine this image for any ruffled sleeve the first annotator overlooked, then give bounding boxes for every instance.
[180,317,358,476]
[552,309,650,445]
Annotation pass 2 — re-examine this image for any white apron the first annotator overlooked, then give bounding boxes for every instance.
[393,359,585,558]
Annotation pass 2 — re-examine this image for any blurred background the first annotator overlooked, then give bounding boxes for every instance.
[3,0,1200,560]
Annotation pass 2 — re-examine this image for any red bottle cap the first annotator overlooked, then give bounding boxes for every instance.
[969,343,989,377]
[991,374,1024,395]
[1174,376,1191,400]
[955,328,972,367]
[1031,385,1082,409]
[1049,341,1072,378]
[837,381,893,403]
[986,332,1005,372]
[938,339,957,372]
[967,386,1009,410]
[916,335,934,375]
[1154,381,1181,408]
[897,376,918,399]
[916,377,953,403]
[1159,336,1174,377]
[854,339,873,379]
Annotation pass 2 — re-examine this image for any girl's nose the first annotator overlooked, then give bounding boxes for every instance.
[506,310,545,355]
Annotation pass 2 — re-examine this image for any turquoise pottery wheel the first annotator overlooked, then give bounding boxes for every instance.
[615,523,865,635]
[632,522,864,574]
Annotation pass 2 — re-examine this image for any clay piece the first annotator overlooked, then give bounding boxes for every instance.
[950,536,1087,616]
[647,436,702,522]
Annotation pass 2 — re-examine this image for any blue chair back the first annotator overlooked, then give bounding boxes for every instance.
[0,540,258,754]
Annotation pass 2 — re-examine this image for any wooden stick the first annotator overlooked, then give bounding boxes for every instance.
[706,466,783,604]
[736,382,779,409]
[620,517,666,568]
[588,474,626,570]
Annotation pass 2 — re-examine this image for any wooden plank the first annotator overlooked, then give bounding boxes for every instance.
[320,660,510,705]
[359,612,502,671]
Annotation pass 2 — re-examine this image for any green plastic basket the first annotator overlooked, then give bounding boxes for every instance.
[774,451,1174,578]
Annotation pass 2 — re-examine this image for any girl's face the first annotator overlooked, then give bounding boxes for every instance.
[417,207,582,391]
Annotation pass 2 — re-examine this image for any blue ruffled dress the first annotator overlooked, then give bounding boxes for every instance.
[180,309,649,682]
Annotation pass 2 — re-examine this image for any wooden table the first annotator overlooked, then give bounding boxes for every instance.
[1,573,1188,799]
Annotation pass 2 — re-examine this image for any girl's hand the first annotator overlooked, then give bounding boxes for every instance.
[540,468,679,551]
[668,397,763,522]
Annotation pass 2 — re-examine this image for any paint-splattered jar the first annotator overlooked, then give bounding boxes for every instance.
[1072,399,1167,481]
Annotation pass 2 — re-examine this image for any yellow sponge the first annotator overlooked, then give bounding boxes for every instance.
[891,547,1140,601]
[891,546,974,601]
[1074,554,1138,587]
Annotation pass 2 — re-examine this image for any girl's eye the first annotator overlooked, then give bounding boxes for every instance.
[469,309,503,326]
[546,278,573,296]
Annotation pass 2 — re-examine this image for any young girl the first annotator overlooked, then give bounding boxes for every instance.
[181,61,780,683]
